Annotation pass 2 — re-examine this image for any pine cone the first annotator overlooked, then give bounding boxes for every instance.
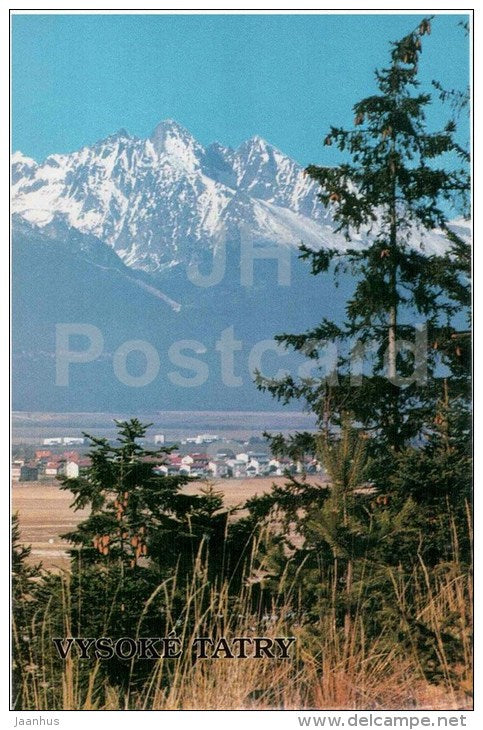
[419,20,431,36]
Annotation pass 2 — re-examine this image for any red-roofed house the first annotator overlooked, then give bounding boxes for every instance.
[35,450,52,461]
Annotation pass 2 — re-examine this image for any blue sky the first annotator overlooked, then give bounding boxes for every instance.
[12,13,470,166]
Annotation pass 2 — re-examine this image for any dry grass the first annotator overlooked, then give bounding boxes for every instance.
[13,541,472,711]
[12,482,472,711]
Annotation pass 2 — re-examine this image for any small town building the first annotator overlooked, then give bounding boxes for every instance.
[45,461,60,477]
[35,450,52,461]
[20,465,39,482]
[64,461,80,478]
[12,461,23,481]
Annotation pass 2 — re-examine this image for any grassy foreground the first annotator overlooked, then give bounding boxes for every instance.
[13,530,472,711]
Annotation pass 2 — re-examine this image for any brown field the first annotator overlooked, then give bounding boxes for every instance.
[12,480,90,570]
[12,477,290,569]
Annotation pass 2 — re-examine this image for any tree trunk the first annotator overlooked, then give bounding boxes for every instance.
[388,143,400,451]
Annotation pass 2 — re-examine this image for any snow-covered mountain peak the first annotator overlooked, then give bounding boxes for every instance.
[12,119,465,273]
[150,119,204,172]
[100,128,132,144]
[12,120,335,270]
[237,134,274,160]
[11,151,39,186]
[244,134,268,149]
[12,150,37,166]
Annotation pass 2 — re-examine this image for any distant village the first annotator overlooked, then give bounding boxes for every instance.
[12,432,325,483]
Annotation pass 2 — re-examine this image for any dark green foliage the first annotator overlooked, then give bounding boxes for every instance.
[250,17,471,687]
[256,17,470,454]
[59,419,226,575]
[52,419,262,690]
[12,514,43,708]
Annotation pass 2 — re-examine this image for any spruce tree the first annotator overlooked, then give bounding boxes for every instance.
[59,418,228,577]
[249,19,471,671]
[256,17,470,454]
[57,419,235,688]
